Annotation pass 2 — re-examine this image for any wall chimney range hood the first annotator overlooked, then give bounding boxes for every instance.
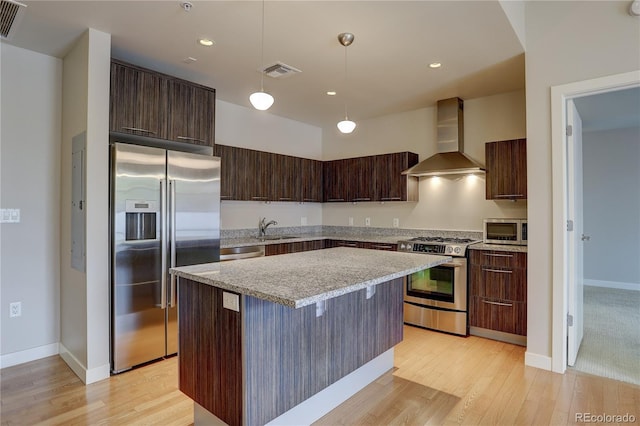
[402,97,485,177]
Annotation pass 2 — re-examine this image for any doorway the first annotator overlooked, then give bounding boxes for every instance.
[550,70,640,376]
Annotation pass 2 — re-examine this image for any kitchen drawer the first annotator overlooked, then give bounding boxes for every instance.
[264,240,325,256]
[469,264,526,302]
[469,250,527,268]
[470,297,527,336]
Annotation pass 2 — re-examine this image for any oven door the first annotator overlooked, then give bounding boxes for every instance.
[404,258,467,311]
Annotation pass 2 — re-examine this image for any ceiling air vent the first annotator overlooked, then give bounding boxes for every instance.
[260,62,302,79]
[0,0,26,40]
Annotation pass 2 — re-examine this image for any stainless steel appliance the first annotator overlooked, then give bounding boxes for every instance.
[110,141,220,373]
[483,218,528,245]
[397,237,480,336]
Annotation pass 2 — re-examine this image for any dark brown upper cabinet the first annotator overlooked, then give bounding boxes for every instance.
[485,139,527,200]
[110,61,167,139]
[373,152,419,202]
[324,152,418,203]
[167,78,216,147]
[299,158,323,203]
[110,60,216,148]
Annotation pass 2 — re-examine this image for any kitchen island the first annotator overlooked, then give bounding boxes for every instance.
[171,247,449,426]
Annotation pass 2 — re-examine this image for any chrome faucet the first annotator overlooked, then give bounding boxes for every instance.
[258,217,278,238]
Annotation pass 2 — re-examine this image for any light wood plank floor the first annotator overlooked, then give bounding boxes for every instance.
[2,326,638,425]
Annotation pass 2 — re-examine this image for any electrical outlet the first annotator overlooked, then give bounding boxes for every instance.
[222,292,239,312]
[393,218,400,228]
[301,216,307,226]
[9,302,21,318]
[348,217,354,226]
[365,217,371,226]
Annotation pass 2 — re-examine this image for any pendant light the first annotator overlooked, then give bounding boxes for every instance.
[337,32,356,134]
[249,0,274,111]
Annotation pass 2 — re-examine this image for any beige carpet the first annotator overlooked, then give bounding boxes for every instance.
[571,286,640,386]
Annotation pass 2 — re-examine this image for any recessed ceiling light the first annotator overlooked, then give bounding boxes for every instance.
[327,91,337,96]
[198,38,215,47]
[429,62,442,69]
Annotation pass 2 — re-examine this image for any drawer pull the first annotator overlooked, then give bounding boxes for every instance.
[372,245,393,249]
[177,136,207,143]
[482,268,512,274]
[341,243,358,247]
[380,197,402,201]
[122,127,155,134]
[327,198,345,202]
[352,197,371,202]
[483,253,514,258]
[251,196,268,200]
[302,198,318,202]
[483,300,513,307]
[278,198,293,201]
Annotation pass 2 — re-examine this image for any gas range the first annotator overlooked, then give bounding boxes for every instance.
[397,236,481,257]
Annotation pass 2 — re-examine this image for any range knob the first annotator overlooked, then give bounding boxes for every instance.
[445,246,453,254]
[454,246,462,254]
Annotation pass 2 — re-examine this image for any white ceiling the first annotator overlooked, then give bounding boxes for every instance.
[4,1,528,129]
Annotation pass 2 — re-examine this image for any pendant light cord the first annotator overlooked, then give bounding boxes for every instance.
[259,0,266,91]
[343,43,349,118]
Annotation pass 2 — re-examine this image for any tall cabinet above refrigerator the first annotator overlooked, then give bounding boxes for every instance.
[110,140,220,373]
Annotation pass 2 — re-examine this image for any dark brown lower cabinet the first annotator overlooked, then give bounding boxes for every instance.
[325,240,397,251]
[264,240,326,256]
[469,249,527,338]
[178,277,403,426]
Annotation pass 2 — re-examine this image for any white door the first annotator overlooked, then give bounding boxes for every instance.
[567,99,585,366]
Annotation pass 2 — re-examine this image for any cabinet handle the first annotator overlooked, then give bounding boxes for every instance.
[251,196,268,201]
[381,197,402,201]
[352,197,371,202]
[483,253,513,258]
[483,300,513,307]
[220,195,231,199]
[482,268,512,274]
[495,194,524,198]
[278,197,293,201]
[302,198,318,202]
[372,245,393,249]
[176,136,207,143]
[122,127,156,134]
[327,198,345,202]
[340,243,358,247]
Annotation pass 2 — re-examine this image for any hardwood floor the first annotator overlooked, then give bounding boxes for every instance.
[2,326,638,425]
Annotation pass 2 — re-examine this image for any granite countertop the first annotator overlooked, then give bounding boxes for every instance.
[171,247,450,308]
[469,243,528,253]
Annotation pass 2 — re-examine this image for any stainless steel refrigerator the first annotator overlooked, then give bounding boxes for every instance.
[110,141,220,373]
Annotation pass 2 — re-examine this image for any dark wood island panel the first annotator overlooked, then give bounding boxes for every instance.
[178,277,404,426]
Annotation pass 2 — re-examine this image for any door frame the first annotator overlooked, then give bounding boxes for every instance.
[550,70,640,374]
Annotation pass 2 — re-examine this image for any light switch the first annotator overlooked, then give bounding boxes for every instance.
[222,292,240,312]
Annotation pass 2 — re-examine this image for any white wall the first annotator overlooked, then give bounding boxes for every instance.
[216,100,324,230]
[525,0,640,367]
[0,44,62,366]
[321,90,528,231]
[583,126,640,288]
[59,28,111,383]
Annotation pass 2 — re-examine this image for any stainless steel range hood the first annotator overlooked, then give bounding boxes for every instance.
[402,97,485,176]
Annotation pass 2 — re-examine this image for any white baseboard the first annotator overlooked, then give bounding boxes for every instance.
[0,343,59,369]
[524,351,552,371]
[584,280,640,291]
[59,343,110,385]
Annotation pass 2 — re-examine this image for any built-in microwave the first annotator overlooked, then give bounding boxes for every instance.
[483,218,528,245]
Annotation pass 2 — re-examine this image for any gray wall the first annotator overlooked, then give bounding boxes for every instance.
[0,44,62,364]
[525,0,640,365]
[583,127,640,288]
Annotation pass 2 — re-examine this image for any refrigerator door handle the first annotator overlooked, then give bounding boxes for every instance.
[160,179,168,309]
[170,180,177,308]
